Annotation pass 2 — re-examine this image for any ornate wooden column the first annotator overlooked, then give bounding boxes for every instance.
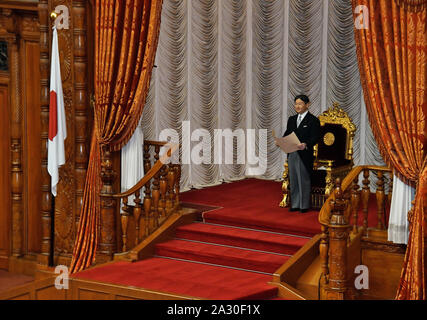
[72,0,88,239]
[37,0,52,266]
[98,149,117,263]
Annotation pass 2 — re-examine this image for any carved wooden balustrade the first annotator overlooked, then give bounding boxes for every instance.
[318,165,393,300]
[112,140,181,253]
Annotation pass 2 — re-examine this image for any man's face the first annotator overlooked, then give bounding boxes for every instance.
[294,98,309,114]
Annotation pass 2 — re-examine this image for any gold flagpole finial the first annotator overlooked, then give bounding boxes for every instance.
[50,11,58,20]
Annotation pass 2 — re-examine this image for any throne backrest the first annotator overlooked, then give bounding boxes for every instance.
[314,103,356,166]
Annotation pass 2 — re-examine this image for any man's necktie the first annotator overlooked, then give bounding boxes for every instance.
[297,114,302,127]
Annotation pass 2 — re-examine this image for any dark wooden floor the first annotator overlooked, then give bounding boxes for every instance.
[0,270,34,294]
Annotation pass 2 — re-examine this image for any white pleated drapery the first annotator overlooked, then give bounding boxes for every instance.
[124,0,386,192]
[387,175,415,244]
[121,123,144,205]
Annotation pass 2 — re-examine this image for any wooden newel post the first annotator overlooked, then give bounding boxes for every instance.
[376,170,385,230]
[325,178,350,300]
[174,164,181,210]
[319,224,329,299]
[98,148,117,262]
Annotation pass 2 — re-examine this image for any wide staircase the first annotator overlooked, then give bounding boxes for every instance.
[69,176,319,300]
[71,217,312,299]
[0,141,406,300]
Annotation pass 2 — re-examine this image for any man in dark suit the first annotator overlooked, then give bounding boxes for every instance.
[283,95,320,213]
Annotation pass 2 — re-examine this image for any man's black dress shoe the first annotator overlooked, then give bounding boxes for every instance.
[289,208,300,212]
[300,209,309,213]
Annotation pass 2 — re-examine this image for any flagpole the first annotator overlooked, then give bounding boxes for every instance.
[50,195,55,266]
[49,18,56,268]
[47,23,67,266]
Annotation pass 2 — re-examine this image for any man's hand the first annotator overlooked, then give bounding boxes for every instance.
[297,143,306,150]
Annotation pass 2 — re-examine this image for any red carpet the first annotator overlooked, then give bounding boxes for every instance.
[175,222,309,255]
[155,239,290,274]
[73,178,385,300]
[180,178,321,237]
[73,258,278,300]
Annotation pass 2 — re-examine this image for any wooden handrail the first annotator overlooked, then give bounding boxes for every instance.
[318,165,392,300]
[319,165,392,225]
[112,141,182,254]
[112,143,178,199]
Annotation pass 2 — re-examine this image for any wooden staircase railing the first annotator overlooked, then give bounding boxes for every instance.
[112,140,181,254]
[318,165,393,299]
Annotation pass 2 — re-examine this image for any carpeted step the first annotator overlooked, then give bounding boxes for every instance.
[180,178,321,237]
[155,239,289,274]
[203,208,320,238]
[175,222,309,255]
[72,257,278,300]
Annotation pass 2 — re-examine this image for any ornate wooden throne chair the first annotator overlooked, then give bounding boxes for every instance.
[280,103,357,209]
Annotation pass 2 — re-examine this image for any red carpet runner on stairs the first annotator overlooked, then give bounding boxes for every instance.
[73,179,322,299]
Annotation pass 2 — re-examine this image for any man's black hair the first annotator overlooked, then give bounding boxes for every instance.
[294,95,310,104]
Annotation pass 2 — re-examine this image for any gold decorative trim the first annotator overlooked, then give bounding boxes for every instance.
[318,102,356,161]
[280,162,290,208]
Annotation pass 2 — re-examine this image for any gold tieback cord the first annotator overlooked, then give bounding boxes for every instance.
[394,0,427,11]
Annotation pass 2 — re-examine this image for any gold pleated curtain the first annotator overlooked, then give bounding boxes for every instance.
[352,0,427,299]
[70,0,162,273]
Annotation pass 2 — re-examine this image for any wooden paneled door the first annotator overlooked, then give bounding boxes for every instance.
[0,75,10,270]
[0,4,43,275]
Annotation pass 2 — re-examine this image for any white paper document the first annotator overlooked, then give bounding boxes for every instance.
[274,132,301,153]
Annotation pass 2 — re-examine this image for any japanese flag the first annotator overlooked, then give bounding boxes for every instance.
[48,26,67,197]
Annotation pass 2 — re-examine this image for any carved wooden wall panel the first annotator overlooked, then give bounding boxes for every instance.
[39,0,90,265]
[48,0,76,259]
